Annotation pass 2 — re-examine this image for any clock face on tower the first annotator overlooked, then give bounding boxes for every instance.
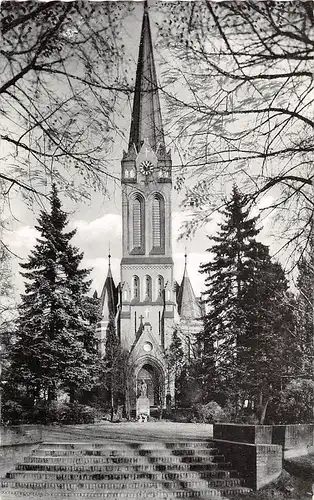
[139,160,154,176]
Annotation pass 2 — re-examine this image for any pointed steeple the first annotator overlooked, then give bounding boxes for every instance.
[177,253,202,320]
[100,252,118,320]
[128,1,165,153]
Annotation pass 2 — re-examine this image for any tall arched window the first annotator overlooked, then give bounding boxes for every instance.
[157,275,164,299]
[133,276,140,300]
[133,198,142,248]
[145,275,152,301]
[151,194,165,254]
[152,195,161,247]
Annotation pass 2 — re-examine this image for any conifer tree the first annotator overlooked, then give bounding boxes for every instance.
[8,185,101,404]
[199,185,296,422]
[165,329,184,408]
[295,230,314,377]
[104,320,130,421]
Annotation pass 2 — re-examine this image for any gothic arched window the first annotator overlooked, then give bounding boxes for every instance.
[152,195,161,247]
[133,275,140,300]
[133,198,141,247]
[151,194,165,253]
[132,194,144,252]
[145,275,152,301]
[157,275,164,299]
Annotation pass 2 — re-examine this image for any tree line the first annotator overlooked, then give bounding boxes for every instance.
[168,186,314,424]
[1,184,313,424]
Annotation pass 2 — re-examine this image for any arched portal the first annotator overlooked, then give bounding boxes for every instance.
[137,363,163,407]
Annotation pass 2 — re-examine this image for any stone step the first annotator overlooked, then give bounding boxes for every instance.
[137,442,215,450]
[165,442,215,449]
[17,463,236,477]
[6,469,243,485]
[18,463,189,472]
[24,454,231,468]
[180,455,228,464]
[1,478,227,494]
[39,442,136,450]
[0,439,252,500]
[138,448,220,457]
[33,449,138,457]
[0,488,226,499]
[24,455,190,465]
[39,441,216,450]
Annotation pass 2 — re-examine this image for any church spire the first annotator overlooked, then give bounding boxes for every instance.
[128,1,165,153]
[100,254,117,320]
[177,253,202,320]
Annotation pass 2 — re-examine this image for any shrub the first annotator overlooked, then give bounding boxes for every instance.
[190,401,229,423]
[2,400,97,425]
[2,400,26,425]
[63,403,96,424]
[267,379,314,424]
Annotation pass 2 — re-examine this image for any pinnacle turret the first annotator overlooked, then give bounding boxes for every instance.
[177,254,202,320]
[100,256,117,320]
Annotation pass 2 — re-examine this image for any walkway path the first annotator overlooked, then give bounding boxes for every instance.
[43,421,213,443]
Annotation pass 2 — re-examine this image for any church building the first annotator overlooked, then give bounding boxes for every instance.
[97,2,202,409]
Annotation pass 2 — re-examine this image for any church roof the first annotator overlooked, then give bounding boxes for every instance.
[177,256,202,320]
[128,1,165,153]
[100,258,118,320]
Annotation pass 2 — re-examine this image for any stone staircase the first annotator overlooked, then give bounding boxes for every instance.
[0,440,252,499]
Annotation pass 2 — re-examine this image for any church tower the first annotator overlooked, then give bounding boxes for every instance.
[98,2,202,411]
[119,1,175,407]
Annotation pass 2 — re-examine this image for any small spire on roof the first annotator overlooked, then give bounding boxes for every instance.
[184,247,188,277]
[177,250,201,320]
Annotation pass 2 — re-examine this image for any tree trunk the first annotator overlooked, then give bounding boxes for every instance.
[258,391,270,424]
[110,390,114,422]
[48,385,56,403]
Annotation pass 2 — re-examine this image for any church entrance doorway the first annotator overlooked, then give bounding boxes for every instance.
[137,364,161,407]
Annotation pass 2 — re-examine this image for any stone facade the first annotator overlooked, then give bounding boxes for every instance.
[96,3,202,408]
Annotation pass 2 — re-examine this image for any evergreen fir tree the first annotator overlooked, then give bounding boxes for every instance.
[295,230,314,377]
[199,185,296,422]
[104,319,130,421]
[8,184,101,404]
[199,186,260,400]
[165,329,184,408]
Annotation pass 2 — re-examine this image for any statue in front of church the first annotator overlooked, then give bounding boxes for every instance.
[139,379,147,398]
[137,379,149,422]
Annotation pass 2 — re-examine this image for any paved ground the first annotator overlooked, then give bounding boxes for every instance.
[43,421,213,443]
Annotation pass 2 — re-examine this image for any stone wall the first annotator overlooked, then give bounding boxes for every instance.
[272,424,314,458]
[0,425,43,477]
[213,439,282,490]
[213,423,273,444]
[213,423,314,489]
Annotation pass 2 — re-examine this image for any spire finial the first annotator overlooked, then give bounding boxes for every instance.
[184,247,188,267]
[144,0,148,12]
[108,243,111,268]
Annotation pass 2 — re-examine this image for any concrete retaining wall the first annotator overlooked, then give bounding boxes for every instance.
[213,423,273,444]
[213,423,314,488]
[272,424,314,458]
[0,425,43,477]
[213,438,282,490]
